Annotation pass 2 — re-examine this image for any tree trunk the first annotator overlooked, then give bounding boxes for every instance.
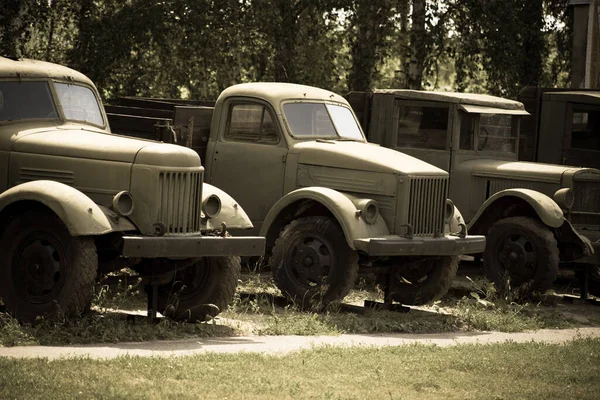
[407,0,426,90]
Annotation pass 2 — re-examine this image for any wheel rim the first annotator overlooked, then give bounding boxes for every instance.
[285,233,333,290]
[13,232,67,304]
[496,233,537,283]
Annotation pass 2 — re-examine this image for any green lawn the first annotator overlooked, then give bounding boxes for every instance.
[1,339,599,399]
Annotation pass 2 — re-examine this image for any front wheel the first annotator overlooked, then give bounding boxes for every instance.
[270,216,358,309]
[380,256,459,305]
[484,216,559,294]
[0,211,98,323]
[157,256,241,322]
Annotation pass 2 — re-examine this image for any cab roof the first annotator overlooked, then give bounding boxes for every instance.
[542,91,600,106]
[373,89,526,111]
[0,57,95,87]
[218,82,349,105]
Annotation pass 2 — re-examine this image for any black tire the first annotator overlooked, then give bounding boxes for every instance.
[484,216,559,294]
[383,256,459,305]
[157,256,241,322]
[270,216,358,309]
[0,210,98,323]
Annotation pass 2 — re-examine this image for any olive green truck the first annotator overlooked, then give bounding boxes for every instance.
[347,89,599,296]
[0,57,266,323]
[106,83,486,310]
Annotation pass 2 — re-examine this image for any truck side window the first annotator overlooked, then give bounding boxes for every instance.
[225,103,279,144]
[396,105,448,150]
[571,109,600,151]
[459,112,475,150]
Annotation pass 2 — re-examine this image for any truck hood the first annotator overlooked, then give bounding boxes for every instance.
[291,141,446,175]
[458,158,594,184]
[12,126,200,167]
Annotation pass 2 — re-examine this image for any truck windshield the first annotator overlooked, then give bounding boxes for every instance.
[0,81,58,122]
[478,114,517,153]
[459,112,518,154]
[54,82,104,126]
[283,102,364,140]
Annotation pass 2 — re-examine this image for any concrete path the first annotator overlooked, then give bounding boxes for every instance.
[1,327,599,360]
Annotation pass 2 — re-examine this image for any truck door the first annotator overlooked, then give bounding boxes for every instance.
[207,100,287,234]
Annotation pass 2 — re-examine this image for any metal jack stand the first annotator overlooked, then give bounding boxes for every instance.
[560,264,600,306]
[579,264,600,306]
[364,273,410,313]
[146,284,160,323]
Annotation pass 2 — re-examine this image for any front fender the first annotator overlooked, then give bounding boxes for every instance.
[200,183,253,231]
[260,187,390,250]
[0,180,137,236]
[468,188,564,231]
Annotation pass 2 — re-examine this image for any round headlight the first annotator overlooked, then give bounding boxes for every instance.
[202,194,221,219]
[554,188,574,210]
[444,199,455,222]
[112,191,134,216]
[356,199,378,224]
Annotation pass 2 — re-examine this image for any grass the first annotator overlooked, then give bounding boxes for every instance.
[1,338,600,399]
[0,270,596,347]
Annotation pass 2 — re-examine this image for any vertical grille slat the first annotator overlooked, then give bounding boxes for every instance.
[407,176,448,236]
[158,170,203,234]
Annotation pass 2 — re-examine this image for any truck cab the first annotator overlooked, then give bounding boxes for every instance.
[519,87,600,168]
[0,57,265,323]
[349,89,598,295]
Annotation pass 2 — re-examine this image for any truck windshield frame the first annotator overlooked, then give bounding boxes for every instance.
[0,80,105,128]
[283,101,365,141]
[54,81,105,127]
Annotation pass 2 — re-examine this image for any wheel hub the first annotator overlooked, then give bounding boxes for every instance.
[15,236,65,302]
[498,234,536,279]
[289,236,332,288]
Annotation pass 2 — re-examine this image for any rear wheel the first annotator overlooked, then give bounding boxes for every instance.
[270,216,358,309]
[484,216,559,294]
[0,211,98,323]
[157,256,241,322]
[380,256,459,305]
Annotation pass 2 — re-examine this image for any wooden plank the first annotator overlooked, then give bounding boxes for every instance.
[172,106,215,160]
[105,105,172,119]
[107,113,173,142]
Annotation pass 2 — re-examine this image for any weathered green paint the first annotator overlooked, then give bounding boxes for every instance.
[352,88,600,264]
[0,180,135,235]
[468,188,564,229]
[200,82,485,257]
[259,187,391,250]
[0,57,262,259]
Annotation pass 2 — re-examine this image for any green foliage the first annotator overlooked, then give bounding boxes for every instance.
[0,1,575,99]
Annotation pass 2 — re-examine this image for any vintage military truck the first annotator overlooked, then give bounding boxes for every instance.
[518,87,600,168]
[106,83,486,309]
[347,89,599,295]
[0,57,265,323]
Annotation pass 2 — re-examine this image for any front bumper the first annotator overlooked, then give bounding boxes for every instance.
[354,234,486,257]
[121,235,265,258]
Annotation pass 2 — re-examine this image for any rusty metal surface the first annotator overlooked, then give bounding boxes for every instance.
[121,235,265,258]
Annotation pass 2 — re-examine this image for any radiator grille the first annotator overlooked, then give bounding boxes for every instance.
[158,171,203,233]
[408,176,448,236]
[572,178,600,226]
